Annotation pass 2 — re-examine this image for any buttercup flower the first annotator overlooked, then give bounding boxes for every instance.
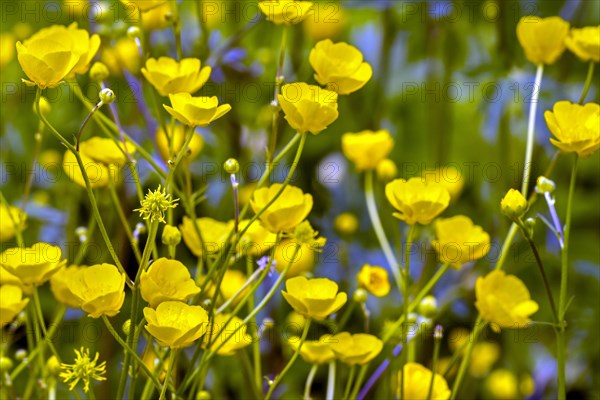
[422,165,464,200]
[59,347,107,393]
[142,57,211,96]
[144,301,209,348]
[516,16,569,65]
[469,342,501,377]
[376,159,398,182]
[164,93,231,127]
[334,212,359,236]
[120,0,166,12]
[329,332,383,365]
[80,137,135,167]
[274,239,316,277]
[398,362,451,400]
[385,178,450,225]
[544,101,600,158]
[180,217,232,256]
[161,224,182,246]
[475,270,539,332]
[278,83,338,134]
[202,270,250,305]
[565,26,600,62]
[202,313,252,356]
[250,184,313,233]
[68,264,126,318]
[0,242,65,286]
[0,203,26,242]
[341,130,394,170]
[281,276,347,320]
[237,219,277,257]
[485,369,519,399]
[310,39,373,95]
[140,258,200,308]
[500,189,528,219]
[432,215,490,269]
[155,124,203,162]
[135,185,178,223]
[259,0,314,25]
[101,38,141,75]
[0,268,32,294]
[288,334,336,364]
[303,7,345,40]
[0,285,29,327]
[357,264,390,297]
[50,265,84,308]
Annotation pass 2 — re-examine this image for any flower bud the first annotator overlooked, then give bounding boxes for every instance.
[127,26,141,39]
[15,349,27,361]
[407,312,418,324]
[434,325,444,340]
[99,88,115,105]
[224,158,239,174]
[418,295,438,318]
[196,391,211,400]
[353,288,369,304]
[46,355,61,375]
[161,224,182,246]
[122,319,131,336]
[500,189,528,219]
[536,176,556,194]
[0,356,13,371]
[376,158,398,182]
[90,61,110,81]
[334,212,359,236]
[34,96,51,117]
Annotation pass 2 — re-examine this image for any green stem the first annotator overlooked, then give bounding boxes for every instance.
[76,102,101,151]
[343,365,356,400]
[21,130,43,210]
[159,350,177,400]
[108,184,142,263]
[450,317,486,400]
[267,26,288,164]
[521,64,544,197]
[578,62,595,105]
[348,364,368,400]
[246,255,263,394]
[493,224,518,271]
[400,224,416,399]
[304,364,318,400]
[427,328,442,400]
[327,361,336,400]
[0,191,24,247]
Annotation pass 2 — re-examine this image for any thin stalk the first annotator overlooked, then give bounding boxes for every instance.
[578,62,595,104]
[450,317,485,400]
[521,64,544,197]
[76,102,101,151]
[327,361,336,400]
[400,224,416,400]
[304,364,318,400]
[21,130,43,210]
[343,366,356,400]
[246,255,263,393]
[108,184,142,263]
[267,26,288,164]
[159,350,177,400]
[427,327,442,400]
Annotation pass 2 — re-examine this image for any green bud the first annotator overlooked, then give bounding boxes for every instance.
[196,390,211,400]
[353,288,369,304]
[46,356,61,375]
[99,88,115,105]
[122,319,131,336]
[161,224,182,246]
[224,158,240,174]
[90,61,110,82]
[418,295,438,318]
[0,356,13,371]
[127,26,141,39]
[536,176,556,194]
[15,349,27,361]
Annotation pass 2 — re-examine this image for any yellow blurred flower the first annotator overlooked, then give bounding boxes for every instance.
[101,38,141,75]
[68,264,126,318]
[139,1,172,30]
[334,212,359,235]
[376,159,398,182]
[500,188,528,219]
[200,269,249,306]
[544,101,600,158]
[357,264,390,297]
[237,219,277,257]
[422,165,464,200]
[520,374,535,397]
[0,267,32,294]
[274,239,316,277]
[469,342,500,377]
[0,33,15,68]
[81,137,135,167]
[155,124,203,162]
[50,265,84,308]
[288,334,336,364]
[516,16,569,65]
[302,6,345,40]
[180,217,232,257]
[310,39,373,95]
[142,57,211,96]
[120,0,166,12]
[278,82,338,134]
[475,270,539,332]
[259,0,314,25]
[485,369,518,399]
[282,276,347,320]
[385,178,450,225]
[0,285,29,328]
[398,362,451,400]
[342,130,394,171]
[329,332,383,365]
[140,258,200,308]
[203,313,252,356]
[0,243,65,286]
[164,93,231,127]
[250,183,313,233]
[565,26,600,62]
[432,215,490,269]
[143,301,209,348]
[0,203,26,242]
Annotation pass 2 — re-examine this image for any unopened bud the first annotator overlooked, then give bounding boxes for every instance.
[418,295,438,318]
[127,26,141,39]
[0,356,13,371]
[196,390,211,400]
[376,158,398,182]
[224,158,239,174]
[46,356,61,375]
[536,176,555,194]
[334,212,359,236]
[434,325,444,340]
[353,288,369,304]
[90,61,110,81]
[15,349,27,361]
[161,224,181,246]
[501,189,528,219]
[122,319,131,336]
[99,88,115,105]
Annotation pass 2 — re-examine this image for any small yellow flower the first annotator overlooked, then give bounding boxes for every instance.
[341,130,394,171]
[202,313,252,356]
[278,83,339,134]
[0,243,65,286]
[500,189,528,219]
[161,224,182,246]
[101,38,141,75]
[303,7,345,40]
[89,61,109,81]
[376,159,398,182]
[516,16,570,65]
[281,276,347,320]
[422,165,464,200]
[475,270,539,332]
[0,285,29,327]
[0,203,26,242]
[485,369,518,399]
[80,137,135,167]
[140,258,200,308]
[164,93,231,127]
[135,185,179,223]
[50,265,84,308]
[385,178,450,225]
[288,334,336,364]
[155,124,204,162]
[0,33,15,68]
[310,39,373,95]
[143,301,209,348]
[329,332,383,365]
[59,347,107,393]
[398,362,451,400]
[250,183,313,233]
[565,26,600,62]
[237,219,277,257]
[544,101,600,158]
[68,264,126,318]
[432,215,490,269]
[469,342,500,377]
[180,217,232,256]
[142,57,212,96]
[334,212,359,236]
[259,0,314,25]
[203,269,250,305]
[120,0,166,12]
[357,264,390,297]
[274,239,316,277]
[137,1,172,31]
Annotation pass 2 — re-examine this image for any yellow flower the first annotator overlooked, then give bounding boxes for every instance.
[565,26,600,62]
[500,189,528,219]
[68,264,126,318]
[143,301,209,348]
[180,217,232,256]
[475,270,539,332]
[334,212,359,236]
[485,369,518,399]
[139,1,172,30]
[120,0,166,12]
[80,137,135,167]
[213,270,249,304]
[135,185,178,224]
[516,16,569,65]
[357,264,390,297]
[259,0,314,25]
[250,183,313,233]
[469,342,500,377]
[161,224,182,246]
[274,239,316,277]
[310,39,373,95]
[1,33,15,68]
[237,219,277,257]
[398,362,451,400]
[202,313,252,356]
[329,332,383,365]
[155,124,203,162]
[0,267,32,294]
[281,276,347,320]
[278,83,338,134]
[101,38,141,75]
[59,347,107,393]
[50,265,84,308]
[140,258,200,308]
[142,57,211,96]
[0,203,26,242]
[341,130,394,171]
[385,178,450,225]
[164,93,231,127]
[422,165,464,200]
[0,285,29,327]
[544,101,600,158]
[0,243,66,286]
[376,159,398,182]
[432,215,490,269]
[288,334,336,364]
[303,7,345,40]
